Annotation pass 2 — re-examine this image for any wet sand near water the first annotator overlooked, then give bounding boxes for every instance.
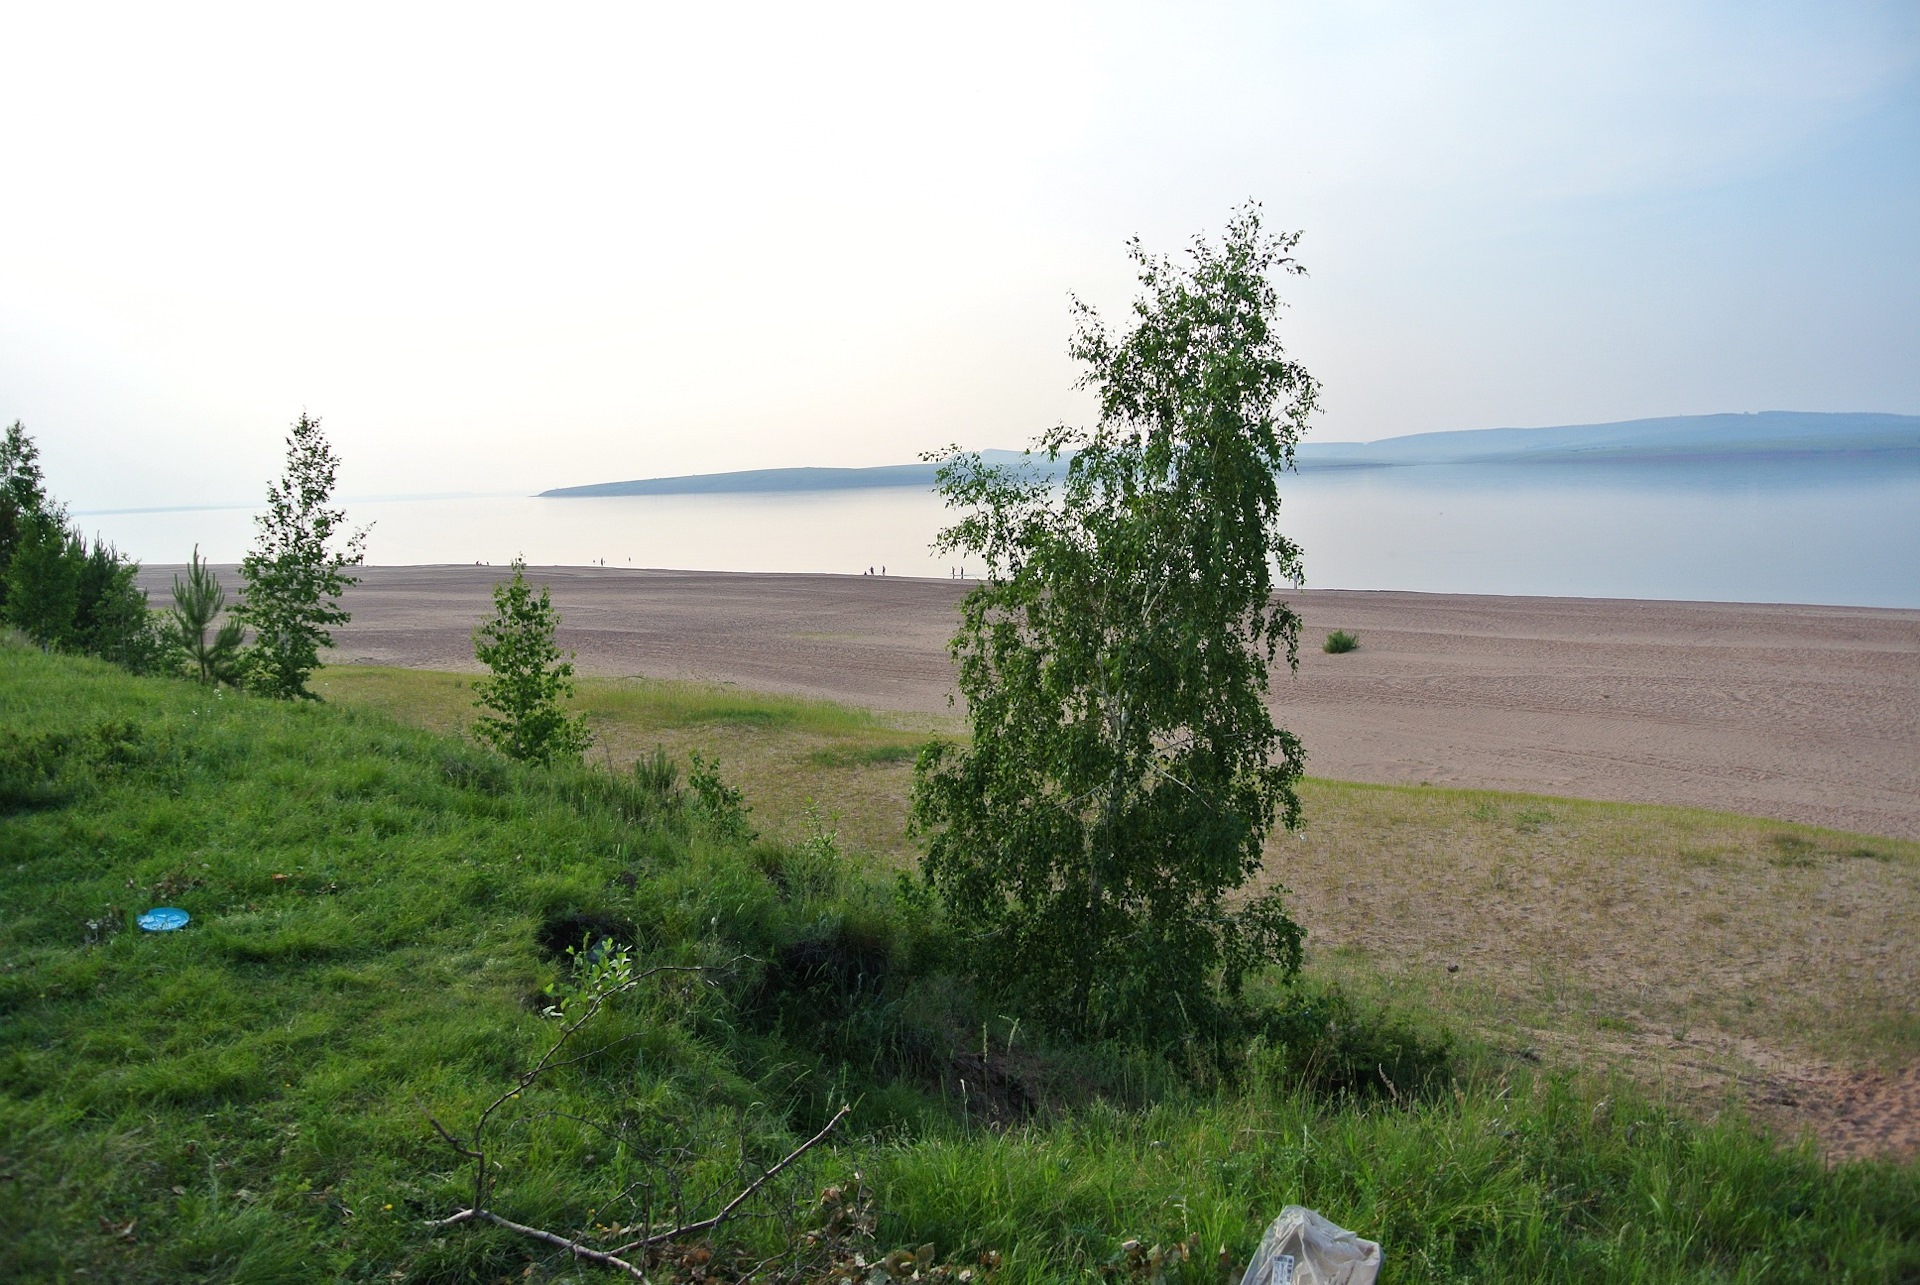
[138,565,1920,841]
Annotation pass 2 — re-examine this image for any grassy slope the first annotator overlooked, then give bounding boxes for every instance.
[320,666,1920,1078]
[2,650,1916,1283]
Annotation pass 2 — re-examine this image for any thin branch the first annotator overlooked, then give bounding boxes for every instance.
[421,956,776,1278]
[612,1104,849,1254]
[482,964,717,1119]
[416,1101,482,1161]
[521,1109,642,1151]
[438,1208,652,1281]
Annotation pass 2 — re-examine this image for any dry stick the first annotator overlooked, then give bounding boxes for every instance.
[420,1103,482,1163]
[427,1105,851,1277]
[611,1104,851,1255]
[425,954,838,1281]
[1377,1064,1402,1104]
[437,1208,652,1282]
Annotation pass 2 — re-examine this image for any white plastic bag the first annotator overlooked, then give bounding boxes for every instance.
[1237,1206,1381,1285]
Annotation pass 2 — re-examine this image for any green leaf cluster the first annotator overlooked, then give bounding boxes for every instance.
[912,206,1317,1043]
[470,557,594,764]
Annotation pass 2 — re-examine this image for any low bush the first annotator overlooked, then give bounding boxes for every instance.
[1323,629,1360,654]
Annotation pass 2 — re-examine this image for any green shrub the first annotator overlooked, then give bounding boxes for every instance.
[470,557,592,763]
[1323,629,1359,653]
[1244,982,1453,1099]
[688,749,755,842]
[0,426,162,670]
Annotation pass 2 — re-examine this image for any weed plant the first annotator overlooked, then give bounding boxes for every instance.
[1323,630,1359,654]
[0,645,1913,1282]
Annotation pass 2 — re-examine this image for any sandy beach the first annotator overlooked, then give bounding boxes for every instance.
[139,565,1920,840]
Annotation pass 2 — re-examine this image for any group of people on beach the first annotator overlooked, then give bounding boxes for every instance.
[857,566,971,578]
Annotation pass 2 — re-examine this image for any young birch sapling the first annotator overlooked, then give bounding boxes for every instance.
[471,557,593,764]
[236,412,367,699]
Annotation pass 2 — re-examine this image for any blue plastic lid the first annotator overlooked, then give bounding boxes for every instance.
[138,907,190,932]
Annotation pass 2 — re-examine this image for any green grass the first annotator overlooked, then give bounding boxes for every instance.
[2,647,1915,1282]
[807,743,924,769]
[312,666,896,740]
[1322,630,1359,654]
[318,665,1920,1079]
[313,667,939,862]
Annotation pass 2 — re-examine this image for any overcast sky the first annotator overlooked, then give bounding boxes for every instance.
[4,1,1916,511]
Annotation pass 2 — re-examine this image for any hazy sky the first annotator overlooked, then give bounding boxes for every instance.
[4,1,1916,511]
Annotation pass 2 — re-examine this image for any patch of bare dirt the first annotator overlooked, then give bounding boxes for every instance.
[1526,1026,1920,1163]
[1769,1062,1920,1163]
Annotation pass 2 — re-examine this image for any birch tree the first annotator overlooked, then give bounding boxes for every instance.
[911,206,1318,1041]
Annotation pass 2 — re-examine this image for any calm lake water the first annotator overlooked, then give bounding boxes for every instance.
[80,454,1920,608]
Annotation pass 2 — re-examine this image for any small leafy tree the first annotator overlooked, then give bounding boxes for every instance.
[471,557,593,764]
[687,750,755,843]
[911,205,1317,1043]
[236,412,367,699]
[167,546,246,684]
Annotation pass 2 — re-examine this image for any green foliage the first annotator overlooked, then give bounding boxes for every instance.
[1322,629,1359,654]
[2,513,80,644]
[869,1077,1919,1285]
[165,546,246,685]
[470,557,593,764]
[0,422,162,670]
[913,205,1317,1043]
[1242,981,1453,1099]
[688,749,756,842]
[0,716,145,811]
[0,419,55,612]
[236,411,366,700]
[0,646,1914,1283]
[809,742,922,768]
[633,742,682,799]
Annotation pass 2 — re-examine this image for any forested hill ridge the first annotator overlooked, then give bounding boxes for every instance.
[539,411,1920,496]
[538,449,1057,498]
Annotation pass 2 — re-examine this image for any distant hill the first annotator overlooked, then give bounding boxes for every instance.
[1293,411,1920,467]
[539,449,1063,497]
[539,412,1920,496]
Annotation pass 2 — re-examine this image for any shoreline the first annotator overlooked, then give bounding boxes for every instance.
[136,564,1920,840]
